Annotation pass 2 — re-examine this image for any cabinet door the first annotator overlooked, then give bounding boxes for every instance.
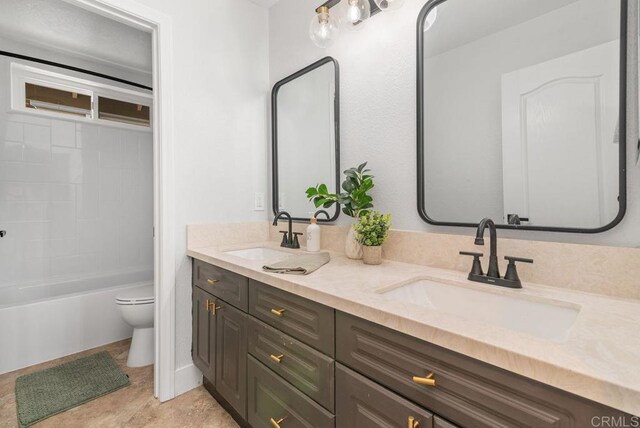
[192,286,216,382]
[247,356,335,428]
[216,302,248,418]
[336,363,433,428]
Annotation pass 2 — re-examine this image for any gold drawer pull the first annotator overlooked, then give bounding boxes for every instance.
[412,373,436,387]
[205,299,212,312]
[270,417,286,428]
[408,416,420,428]
[271,308,285,317]
[212,305,223,315]
[270,354,284,363]
[207,278,219,285]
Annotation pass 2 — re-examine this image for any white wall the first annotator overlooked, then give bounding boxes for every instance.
[269,0,640,247]
[0,56,153,289]
[122,0,270,384]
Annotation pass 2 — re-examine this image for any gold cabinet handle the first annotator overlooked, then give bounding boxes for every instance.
[412,373,436,387]
[408,416,420,428]
[271,308,285,317]
[205,299,212,312]
[212,305,223,315]
[207,278,219,285]
[270,417,286,428]
[270,354,284,363]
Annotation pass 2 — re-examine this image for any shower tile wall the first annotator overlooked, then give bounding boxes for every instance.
[0,115,153,288]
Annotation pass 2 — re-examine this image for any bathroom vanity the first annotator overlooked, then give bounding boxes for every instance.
[189,251,636,428]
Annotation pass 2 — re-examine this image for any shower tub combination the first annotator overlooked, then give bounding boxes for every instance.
[0,269,153,374]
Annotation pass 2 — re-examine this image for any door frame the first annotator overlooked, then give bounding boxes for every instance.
[63,0,176,401]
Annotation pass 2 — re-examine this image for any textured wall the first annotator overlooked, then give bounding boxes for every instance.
[269,0,640,247]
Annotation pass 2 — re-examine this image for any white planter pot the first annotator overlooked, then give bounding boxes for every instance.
[345,225,363,260]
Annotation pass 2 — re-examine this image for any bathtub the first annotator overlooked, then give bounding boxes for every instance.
[0,269,153,374]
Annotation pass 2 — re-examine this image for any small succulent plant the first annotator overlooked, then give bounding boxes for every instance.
[353,211,392,247]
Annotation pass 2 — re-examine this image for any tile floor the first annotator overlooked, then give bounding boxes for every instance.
[0,339,238,427]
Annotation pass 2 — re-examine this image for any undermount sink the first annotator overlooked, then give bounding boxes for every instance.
[224,247,292,261]
[379,278,580,342]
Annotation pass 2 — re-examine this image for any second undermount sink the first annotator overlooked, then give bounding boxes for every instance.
[224,247,292,261]
[379,278,580,342]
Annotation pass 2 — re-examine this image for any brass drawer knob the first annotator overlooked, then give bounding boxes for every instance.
[270,417,286,428]
[271,308,285,317]
[408,416,420,428]
[270,354,284,363]
[207,278,219,285]
[412,373,436,387]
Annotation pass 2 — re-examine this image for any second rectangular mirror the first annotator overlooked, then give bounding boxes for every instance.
[272,57,340,221]
[417,0,627,233]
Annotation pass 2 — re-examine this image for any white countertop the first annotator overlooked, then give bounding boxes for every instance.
[187,240,640,415]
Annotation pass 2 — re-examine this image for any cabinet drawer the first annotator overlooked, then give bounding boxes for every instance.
[248,316,335,411]
[193,259,248,311]
[247,355,335,428]
[336,363,433,428]
[249,280,334,357]
[336,311,620,428]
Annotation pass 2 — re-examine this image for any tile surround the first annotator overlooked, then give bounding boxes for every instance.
[0,115,153,288]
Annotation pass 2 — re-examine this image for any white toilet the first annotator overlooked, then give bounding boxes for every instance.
[116,285,155,367]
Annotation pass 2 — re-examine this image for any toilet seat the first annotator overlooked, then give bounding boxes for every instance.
[116,285,154,305]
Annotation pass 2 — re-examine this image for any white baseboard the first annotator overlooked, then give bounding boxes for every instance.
[174,363,202,397]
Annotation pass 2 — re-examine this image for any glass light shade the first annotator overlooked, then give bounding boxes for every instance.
[309,10,340,48]
[423,7,438,32]
[373,0,406,12]
[338,0,371,31]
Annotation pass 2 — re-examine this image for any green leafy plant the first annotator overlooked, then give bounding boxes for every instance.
[305,162,374,218]
[353,211,392,247]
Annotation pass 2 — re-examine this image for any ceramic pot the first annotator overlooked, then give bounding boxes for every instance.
[362,245,382,265]
[345,225,363,260]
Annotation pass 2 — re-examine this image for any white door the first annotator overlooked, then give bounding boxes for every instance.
[501,40,619,228]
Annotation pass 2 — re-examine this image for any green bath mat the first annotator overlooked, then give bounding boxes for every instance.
[15,351,130,428]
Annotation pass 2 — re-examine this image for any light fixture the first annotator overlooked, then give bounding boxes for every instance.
[423,6,438,32]
[373,0,405,12]
[339,0,371,31]
[309,6,340,48]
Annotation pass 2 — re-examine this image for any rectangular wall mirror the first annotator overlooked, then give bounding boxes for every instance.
[272,56,340,222]
[417,0,627,233]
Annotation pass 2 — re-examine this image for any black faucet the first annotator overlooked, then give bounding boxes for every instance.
[273,211,301,249]
[460,217,533,289]
[475,218,500,278]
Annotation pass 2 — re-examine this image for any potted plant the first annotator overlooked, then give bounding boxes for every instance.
[353,211,391,265]
[306,162,374,259]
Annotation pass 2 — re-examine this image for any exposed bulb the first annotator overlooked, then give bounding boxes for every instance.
[339,0,371,32]
[373,0,406,12]
[309,6,339,48]
[346,0,362,23]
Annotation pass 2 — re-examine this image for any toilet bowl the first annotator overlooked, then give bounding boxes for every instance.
[116,285,154,367]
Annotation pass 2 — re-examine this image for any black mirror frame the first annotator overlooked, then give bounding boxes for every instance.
[272,56,341,223]
[416,0,628,233]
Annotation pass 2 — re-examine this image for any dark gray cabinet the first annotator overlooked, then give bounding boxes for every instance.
[247,316,335,411]
[192,285,216,382]
[248,279,335,357]
[247,355,335,428]
[193,259,249,311]
[336,311,626,428]
[192,258,629,428]
[336,363,433,428]
[216,302,248,418]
